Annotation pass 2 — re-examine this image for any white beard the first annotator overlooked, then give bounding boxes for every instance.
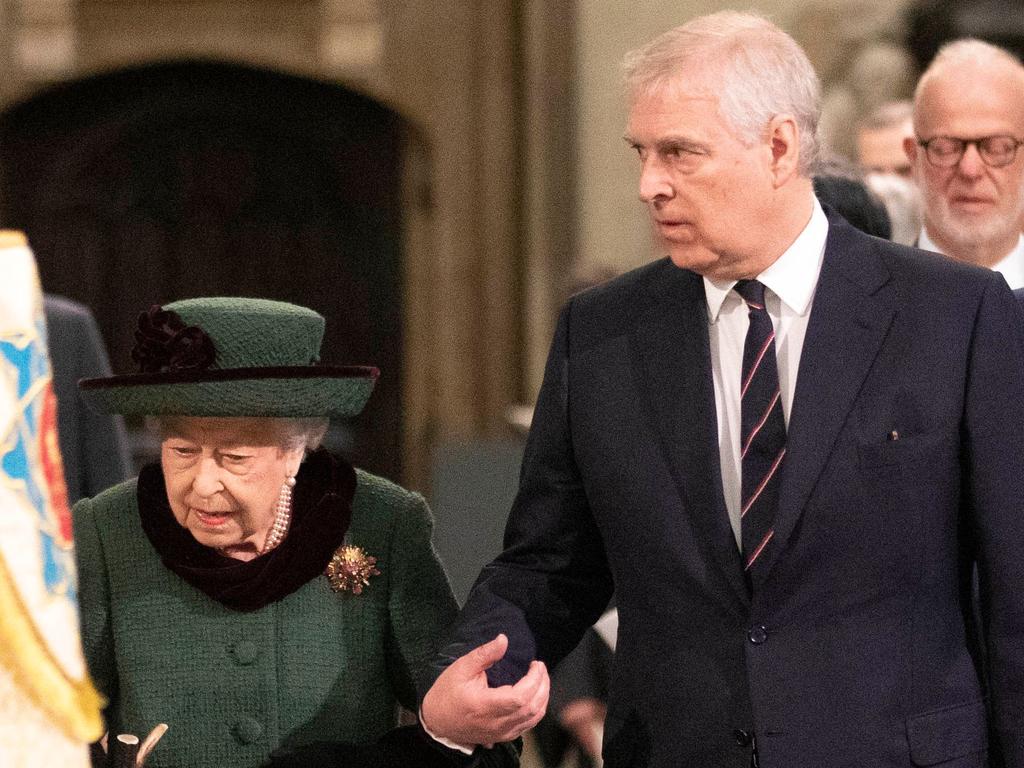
[924,175,1024,257]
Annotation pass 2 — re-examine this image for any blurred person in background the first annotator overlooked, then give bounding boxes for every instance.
[812,157,892,239]
[857,101,915,178]
[854,101,922,245]
[905,39,1024,286]
[45,294,133,503]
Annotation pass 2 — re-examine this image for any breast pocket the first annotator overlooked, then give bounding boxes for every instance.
[858,431,954,480]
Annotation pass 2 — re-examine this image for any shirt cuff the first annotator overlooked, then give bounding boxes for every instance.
[419,710,475,755]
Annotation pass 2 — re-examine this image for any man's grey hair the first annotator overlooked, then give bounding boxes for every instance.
[622,11,821,176]
[915,38,1024,105]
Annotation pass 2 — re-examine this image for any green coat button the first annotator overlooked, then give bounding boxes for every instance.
[231,640,259,665]
[233,717,264,744]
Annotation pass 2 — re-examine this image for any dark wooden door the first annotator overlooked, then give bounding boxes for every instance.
[0,60,408,479]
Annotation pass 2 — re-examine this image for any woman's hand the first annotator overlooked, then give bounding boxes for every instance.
[421,634,549,748]
[90,724,168,767]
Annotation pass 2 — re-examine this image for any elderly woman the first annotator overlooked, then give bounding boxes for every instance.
[73,297,515,768]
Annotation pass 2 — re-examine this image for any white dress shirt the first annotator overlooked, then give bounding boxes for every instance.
[918,228,1024,289]
[704,199,829,547]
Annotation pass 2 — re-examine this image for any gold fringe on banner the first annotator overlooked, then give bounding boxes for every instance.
[0,555,104,742]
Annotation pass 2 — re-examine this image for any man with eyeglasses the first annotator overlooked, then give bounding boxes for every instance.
[904,39,1024,287]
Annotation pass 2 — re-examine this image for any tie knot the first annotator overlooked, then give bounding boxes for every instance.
[734,279,767,309]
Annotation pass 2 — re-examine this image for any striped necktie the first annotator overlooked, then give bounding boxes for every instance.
[734,279,786,583]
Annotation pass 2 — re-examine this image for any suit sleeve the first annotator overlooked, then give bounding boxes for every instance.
[430,300,614,690]
[72,496,117,721]
[963,271,1024,765]
[386,491,460,711]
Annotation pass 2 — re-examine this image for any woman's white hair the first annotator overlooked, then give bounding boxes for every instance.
[622,11,821,176]
[149,416,329,455]
[277,417,330,454]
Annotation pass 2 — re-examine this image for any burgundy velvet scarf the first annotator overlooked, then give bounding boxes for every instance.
[137,447,355,611]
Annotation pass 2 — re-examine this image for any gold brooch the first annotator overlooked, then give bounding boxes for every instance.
[326,544,380,594]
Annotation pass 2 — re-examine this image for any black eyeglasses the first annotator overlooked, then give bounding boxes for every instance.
[917,135,1024,168]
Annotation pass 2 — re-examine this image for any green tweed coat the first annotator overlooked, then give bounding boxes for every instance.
[73,468,459,768]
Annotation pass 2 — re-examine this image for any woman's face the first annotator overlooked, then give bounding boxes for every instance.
[160,417,304,560]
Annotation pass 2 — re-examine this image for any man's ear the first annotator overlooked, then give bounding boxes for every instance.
[903,136,926,183]
[766,114,801,187]
[903,135,918,164]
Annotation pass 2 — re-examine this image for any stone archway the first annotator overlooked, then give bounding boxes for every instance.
[0,60,408,478]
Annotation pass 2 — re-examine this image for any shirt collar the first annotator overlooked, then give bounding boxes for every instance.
[918,228,1024,290]
[991,236,1024,289]
[704,197,828,323]
[917,227,942,255]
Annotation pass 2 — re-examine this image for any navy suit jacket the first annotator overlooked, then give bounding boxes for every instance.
[44,294,132,503]
[438,214,1024,767]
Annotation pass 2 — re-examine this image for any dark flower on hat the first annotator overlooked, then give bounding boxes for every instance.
[132,305,217,374]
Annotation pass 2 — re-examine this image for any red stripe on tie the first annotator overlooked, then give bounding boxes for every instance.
[741,389,782,459]
[745,529,774,570]
[741,447,786,518]
[741,331,776,398]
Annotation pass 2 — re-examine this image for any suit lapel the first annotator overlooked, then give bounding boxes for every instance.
[754,218,897,587]
[631,264,749,608]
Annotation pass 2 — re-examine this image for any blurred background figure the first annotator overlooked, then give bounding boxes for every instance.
[905,39,1024,285]
[863,172,923,246]
[533,621,613,768]
[44,294,132,504]
[851,101,923,245]
[812,158,893,239]
[856,101,914,177]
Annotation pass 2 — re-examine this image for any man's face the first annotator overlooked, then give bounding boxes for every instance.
[625,80,776,279]
[857,120,913,177]
[907,62,1024,257]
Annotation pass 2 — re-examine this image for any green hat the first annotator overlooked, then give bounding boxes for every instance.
[79,297,377,418]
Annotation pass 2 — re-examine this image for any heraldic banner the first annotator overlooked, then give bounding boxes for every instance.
[0,231,103,766]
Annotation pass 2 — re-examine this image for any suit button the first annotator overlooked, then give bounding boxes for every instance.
[748,625,768,644]
[230,640,258,666]
[733,729,752,746]
[233,717,264,745]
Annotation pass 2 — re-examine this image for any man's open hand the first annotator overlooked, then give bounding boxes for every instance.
[421,634,549,747]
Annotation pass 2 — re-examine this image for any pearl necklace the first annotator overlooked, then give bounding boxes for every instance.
[260,475,296,555]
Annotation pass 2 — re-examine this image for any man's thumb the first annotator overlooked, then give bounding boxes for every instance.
[460,633,508,676]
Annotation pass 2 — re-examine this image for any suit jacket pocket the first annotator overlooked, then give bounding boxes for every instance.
[858,431,952,476]
[907,699,987,766]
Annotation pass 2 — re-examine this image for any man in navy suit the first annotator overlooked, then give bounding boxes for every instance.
[422,12,1024,767]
